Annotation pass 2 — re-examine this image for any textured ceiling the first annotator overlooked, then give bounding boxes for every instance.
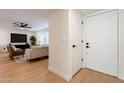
[0,9,48,31]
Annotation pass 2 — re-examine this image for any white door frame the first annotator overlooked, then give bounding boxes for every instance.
[83,9,119,77]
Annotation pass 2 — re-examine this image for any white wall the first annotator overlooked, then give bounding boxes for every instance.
[119,10,124,80]
[49,10,72,81]
[49,9,84,81]
[0,28,33,49]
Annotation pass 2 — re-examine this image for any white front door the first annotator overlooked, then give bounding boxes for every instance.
[86,10,118,76]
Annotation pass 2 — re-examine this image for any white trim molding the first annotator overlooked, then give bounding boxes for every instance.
[84,9,116,18]
[48,66,72,81]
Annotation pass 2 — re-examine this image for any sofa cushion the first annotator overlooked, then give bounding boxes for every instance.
[25,46,48,60]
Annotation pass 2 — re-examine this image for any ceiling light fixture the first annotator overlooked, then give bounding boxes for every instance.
[20,27,24,30]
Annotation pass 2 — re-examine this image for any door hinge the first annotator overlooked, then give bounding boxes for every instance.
[81,58,83,61]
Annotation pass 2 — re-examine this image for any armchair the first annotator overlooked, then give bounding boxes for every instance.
[7,45,24,60]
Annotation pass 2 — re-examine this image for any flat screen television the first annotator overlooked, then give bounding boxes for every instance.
[11,33,27,43]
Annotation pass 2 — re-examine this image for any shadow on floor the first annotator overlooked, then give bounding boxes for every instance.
[29,56,48,63]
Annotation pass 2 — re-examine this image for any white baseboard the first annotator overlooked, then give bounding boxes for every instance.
[118,75,124,80]
[48,66,72,81]
[82,64,86,68]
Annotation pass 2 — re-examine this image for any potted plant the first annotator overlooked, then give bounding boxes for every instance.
[30,35,36,46]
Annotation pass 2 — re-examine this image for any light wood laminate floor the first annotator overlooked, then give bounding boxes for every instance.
[0,59,123,83]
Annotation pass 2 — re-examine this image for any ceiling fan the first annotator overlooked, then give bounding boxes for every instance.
[12,22,32,29]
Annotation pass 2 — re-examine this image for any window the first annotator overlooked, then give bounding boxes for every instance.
[37,31,49,45]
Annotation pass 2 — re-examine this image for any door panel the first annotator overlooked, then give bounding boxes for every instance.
[71,10,83,75]
[86,10,118,76]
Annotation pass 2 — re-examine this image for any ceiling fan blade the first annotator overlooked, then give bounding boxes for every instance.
[23,24,28,27]
[25,27,32,28]
[13,23,21,26]
[13,23,32,29]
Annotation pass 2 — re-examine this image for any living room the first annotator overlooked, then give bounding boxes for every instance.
[0,9,49,62]
[1,9,124,83]
[0,9,52,82]
[0,0,124,93]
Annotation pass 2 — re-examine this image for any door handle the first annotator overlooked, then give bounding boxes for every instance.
[72,45,77,48]
[86,43,89,45]
[86,46,90,48]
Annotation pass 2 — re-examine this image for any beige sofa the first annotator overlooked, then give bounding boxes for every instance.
[25,46,48,60]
